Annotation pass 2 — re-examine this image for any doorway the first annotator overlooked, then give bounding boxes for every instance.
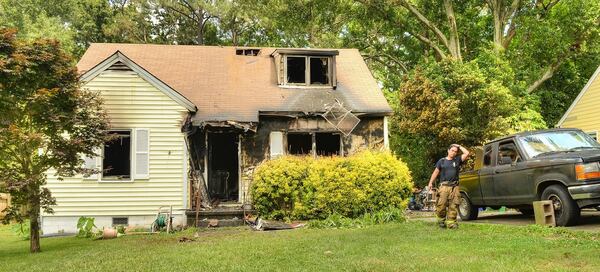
[207,132,239,202]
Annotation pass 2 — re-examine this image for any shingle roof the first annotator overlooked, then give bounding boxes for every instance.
[77,43,393,123]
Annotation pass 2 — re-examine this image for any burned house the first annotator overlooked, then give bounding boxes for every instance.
[41,44,392,234]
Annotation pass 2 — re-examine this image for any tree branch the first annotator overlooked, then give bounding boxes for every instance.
[167,5,198,23]
[410,32,447,60]
[526,58,564,93]
[396,0,450,52]
[363,52,409,73]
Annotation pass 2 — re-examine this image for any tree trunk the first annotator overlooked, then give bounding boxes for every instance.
[198,20,204,45]
[443,0,461,61]
[489,0,504,50]
[29,203,41,253]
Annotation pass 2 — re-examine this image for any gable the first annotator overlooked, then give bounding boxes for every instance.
[558,65,600,128]
[80,51,197,112]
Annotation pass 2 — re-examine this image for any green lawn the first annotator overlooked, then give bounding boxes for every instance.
[1,221,599,272]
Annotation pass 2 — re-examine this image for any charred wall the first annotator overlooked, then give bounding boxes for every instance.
[239,115,386,202]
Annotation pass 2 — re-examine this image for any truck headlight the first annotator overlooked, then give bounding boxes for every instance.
[575,162,600,180]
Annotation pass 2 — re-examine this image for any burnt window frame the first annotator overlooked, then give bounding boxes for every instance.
[283,55,333,87]
[101,129,133,181]
[286,131,342,157]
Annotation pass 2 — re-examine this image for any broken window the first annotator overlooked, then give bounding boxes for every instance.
[236,49,260,56]
[103,130,131,179]
[287,133,312,155]
[286,56,306,84]
[316,133,340,156]
[286,132,341,156]
[310,57,329,85]
[285,56,332,86]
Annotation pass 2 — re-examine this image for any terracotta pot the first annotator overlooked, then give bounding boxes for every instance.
[103,228,117,239]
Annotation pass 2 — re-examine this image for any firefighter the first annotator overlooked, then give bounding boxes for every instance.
[427,144,469,229]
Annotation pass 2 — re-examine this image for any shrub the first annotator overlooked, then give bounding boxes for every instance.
[251,151,413,220]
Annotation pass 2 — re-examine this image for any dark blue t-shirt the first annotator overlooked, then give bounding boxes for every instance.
[435,157,462,185]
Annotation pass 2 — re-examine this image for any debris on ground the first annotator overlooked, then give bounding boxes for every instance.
[178,237,196,243]
[245,214,305,231]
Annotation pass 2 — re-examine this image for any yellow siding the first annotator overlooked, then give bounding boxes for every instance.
[44,70,189,216]
[561,71,600,139]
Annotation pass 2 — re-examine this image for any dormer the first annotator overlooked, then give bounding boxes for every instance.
[271,49,339,88]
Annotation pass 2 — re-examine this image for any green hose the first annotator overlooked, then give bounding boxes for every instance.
[154,214,167,228]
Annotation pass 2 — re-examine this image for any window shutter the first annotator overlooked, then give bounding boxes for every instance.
[134,128,150,179]
[269,131,284,158]
[83,148,100,180]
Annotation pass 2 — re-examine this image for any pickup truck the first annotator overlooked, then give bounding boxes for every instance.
[459,128,600,226]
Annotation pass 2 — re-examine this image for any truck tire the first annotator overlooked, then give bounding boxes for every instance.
[541,185,580,226]
[459,193,479,221]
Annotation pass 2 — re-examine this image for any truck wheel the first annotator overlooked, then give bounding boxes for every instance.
[541,185,580,226]
[459,193,479,221]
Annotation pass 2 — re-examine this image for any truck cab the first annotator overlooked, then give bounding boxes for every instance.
[459,128,600,226]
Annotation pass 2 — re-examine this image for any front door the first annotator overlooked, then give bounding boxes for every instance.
[207,132,239,202]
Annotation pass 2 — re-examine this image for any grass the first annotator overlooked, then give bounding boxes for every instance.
[1,221,599,272]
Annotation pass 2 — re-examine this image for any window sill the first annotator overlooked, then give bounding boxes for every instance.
[98,178,134,183]
[279,85,334,89]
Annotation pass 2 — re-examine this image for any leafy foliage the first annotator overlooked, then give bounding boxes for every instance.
[392,57,547,185]
[10,220,30,240]
[0,28,110,252]
[251,151,413,220]
[76,217,97,238]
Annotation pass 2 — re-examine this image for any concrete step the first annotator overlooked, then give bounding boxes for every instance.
[186,207,254,227]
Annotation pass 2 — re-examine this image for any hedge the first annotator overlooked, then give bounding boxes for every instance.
[250,151,413,220]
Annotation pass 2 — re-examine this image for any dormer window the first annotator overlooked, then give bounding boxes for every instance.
[272,49,338,88]
[285,56,330,86]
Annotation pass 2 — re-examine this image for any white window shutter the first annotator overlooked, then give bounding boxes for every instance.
[269,131,284,158]
[134,128,150,179]
[83,148,100,180]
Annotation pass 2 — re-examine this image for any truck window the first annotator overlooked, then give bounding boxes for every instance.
[498,141,521,165]
[483,145,492,167]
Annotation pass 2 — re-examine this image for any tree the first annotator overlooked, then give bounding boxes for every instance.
[392,57,546,185]
[0,28,110,253]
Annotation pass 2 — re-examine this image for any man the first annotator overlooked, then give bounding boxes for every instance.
[427,144,469,229]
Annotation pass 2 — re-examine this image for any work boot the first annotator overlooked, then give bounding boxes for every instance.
[446,221,458,229]
[437,219,446,229]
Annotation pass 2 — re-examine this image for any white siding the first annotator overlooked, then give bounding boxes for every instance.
[44,70,189,218]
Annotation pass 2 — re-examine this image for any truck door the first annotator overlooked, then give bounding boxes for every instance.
[491,140,531,205]
[478,144,496,205]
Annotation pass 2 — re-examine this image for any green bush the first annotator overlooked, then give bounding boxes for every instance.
[251,151,413,220]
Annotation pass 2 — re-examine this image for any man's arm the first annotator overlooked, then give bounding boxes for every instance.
[458,145,470,162]
[427,168,440,190]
